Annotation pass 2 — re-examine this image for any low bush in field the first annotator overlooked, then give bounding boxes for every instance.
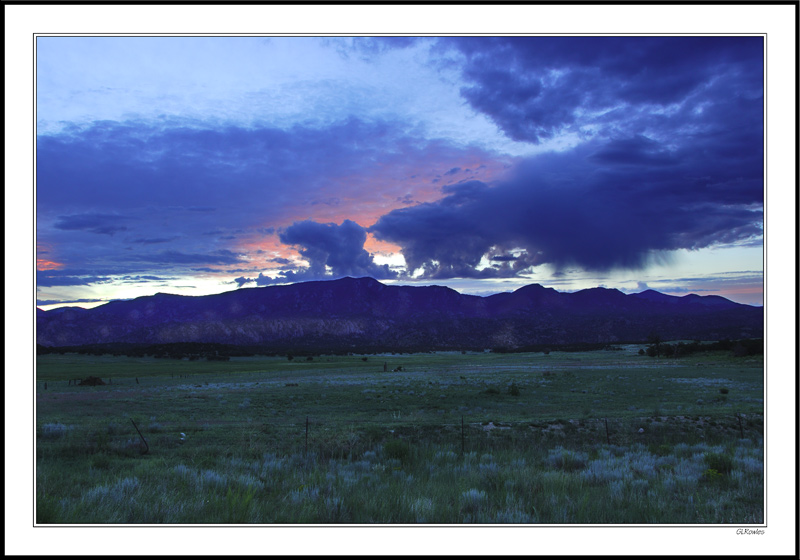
[704,451,734,475]
[41,423,72,440]
[547,447,588,471]
[383,439,411,464]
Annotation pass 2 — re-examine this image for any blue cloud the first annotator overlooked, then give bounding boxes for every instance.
[278,219,397,280]
[36,272,113,287]
[37,116,493,288]
[443,36,763,144]
[54,213,134,235]
[234,219,398,287]
[371,134,763,276]
[37,298,106,307]
[130,250,244,266]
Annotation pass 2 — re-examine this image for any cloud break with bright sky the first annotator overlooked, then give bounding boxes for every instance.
[35,35,765,308]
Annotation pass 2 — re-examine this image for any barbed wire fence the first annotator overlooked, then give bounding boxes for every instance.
[36,365,763,460]
[36,409,764,461]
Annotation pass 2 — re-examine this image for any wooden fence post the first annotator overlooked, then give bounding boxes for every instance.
[130,418,149,454]
[736,413,745,439]
[305,416,309,455]
[604,417,611,445]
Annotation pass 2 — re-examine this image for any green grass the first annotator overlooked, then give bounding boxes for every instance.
[35,348,764,524]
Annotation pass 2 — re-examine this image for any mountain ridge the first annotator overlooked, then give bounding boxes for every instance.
[36,277,763,352]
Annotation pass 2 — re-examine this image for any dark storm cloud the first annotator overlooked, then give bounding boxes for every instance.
[37,116,485,284]
[37,117,435,215]
[278,219,396,280]
[234,219,398,287]
[370,135,763,276]
[588,135,679,167]
[367,37,764,279]
[443,36,763,144]
[54,213,134,235]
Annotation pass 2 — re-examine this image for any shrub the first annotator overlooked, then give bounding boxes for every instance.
[701,468,724,484]
[222,486,255,523]
[321,495,349,523]
[383,439,411,463]
[107,422,126,435]
[546,447,588,472]
[704,451,734,475]
[720,387,730,394]
[90,453,111,470]
[41,423,71,440]
[650,443,672,457]
[460,489,487,515]
[147,418,163,433]
[508,382,521,396]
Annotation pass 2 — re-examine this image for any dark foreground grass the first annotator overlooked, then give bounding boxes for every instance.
[35,348,764,524]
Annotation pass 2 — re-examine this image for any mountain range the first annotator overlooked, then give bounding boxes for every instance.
[36,276,763,353]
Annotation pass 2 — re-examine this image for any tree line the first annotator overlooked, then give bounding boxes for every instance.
[640,338,763,358]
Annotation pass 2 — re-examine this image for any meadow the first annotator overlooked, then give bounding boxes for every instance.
[34,345,764,524]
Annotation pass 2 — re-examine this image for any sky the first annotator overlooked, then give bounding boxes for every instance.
[35,35,765,309]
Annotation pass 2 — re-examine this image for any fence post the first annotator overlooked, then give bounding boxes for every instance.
[130,418,149,454]
[604,417,611,445]
[305,416,309,455]
[736,413,744,439]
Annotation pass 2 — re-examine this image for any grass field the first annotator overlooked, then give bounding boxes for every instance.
[35,345,764,524]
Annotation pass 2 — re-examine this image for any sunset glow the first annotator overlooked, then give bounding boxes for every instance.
[36,35,764,308]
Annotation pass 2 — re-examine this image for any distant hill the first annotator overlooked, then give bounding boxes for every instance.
[36,276,763,353]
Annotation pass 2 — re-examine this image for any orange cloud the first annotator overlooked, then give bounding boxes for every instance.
[36,242,63,270]
[37,259,64,271]
[231,151,515,269]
